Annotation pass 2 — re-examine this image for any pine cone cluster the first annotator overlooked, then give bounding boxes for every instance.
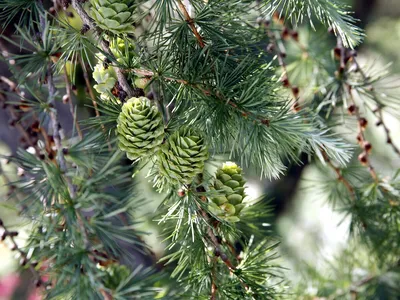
[92,53,117,100]
[209,162,246,222]
[89,0,135,34]
[158,127,209,185]
[117,97,164,161]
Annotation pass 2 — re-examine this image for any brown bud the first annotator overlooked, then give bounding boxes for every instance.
[1,231,7,241]
[62,148,69,155]
[282,27,290,40]
[291,30,299,41]
[34,279,42,288]
[358,152,368,165]
[281,77,289,88]
[291,86,299,97]
[363,141,372,153]
[347,104,356,115]
[387,137,392,144]
[375,120,383,126]
[0,219,3,226]
[333,47,341,59]
[359,118,368,129]
[356,133,363,143]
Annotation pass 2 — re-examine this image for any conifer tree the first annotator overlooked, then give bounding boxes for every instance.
[0,0,399,299]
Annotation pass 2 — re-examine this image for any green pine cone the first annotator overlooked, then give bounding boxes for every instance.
[117,97,165,160]
[158,127,209,185]
[209,162,246,222]
[89,0,135,34]
[102,263,130,290]
[110,37,137,68]
[93,53,117,100]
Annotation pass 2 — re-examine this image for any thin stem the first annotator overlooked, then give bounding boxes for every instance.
[46,62,91,250]
[63,68,83,140]
[322,151,355,199]
[0,221,44,286]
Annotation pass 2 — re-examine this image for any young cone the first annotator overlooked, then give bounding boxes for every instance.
[89,0,135,34]
[117,97,165,160]
[158,127,208,185]
[92,53,117,100]
[209,162,246,223]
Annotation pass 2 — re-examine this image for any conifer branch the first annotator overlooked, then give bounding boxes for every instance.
[176,0,206,48]
[336,37,378,182]
[352,58,400,157]
[71,0,134,98]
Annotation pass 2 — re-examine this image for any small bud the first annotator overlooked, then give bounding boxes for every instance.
[291,86,299,97]
[375,120,383,126]
[34,279,42,288]
[359,118,368,129]
[177,189,185,197]
[281,27,290,40]
[66,11,74,18]
[363,141,372,153]
[347,104,356,115]
[214,248,221,257]
[333,47,341,59]
[62,94,69,104]
[291,30,299,41]
[62,148,69,155]
[220,253,228,262]
[1,231,7,241]
[387,137,392,144]
[0,219,3,226]
[31,261,38,268]
[39,154,46,160]
[256,17,263,25]
[146,91,154,100]
[356,133,362,143]
[358,152,368,165]
[281,77,289,88]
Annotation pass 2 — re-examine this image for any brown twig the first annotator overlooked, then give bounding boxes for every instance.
[46,61,91,250]
[352,58,400,157]
[63,68,83,140]
[0,220,44,287]
[176,0,205,48]
[322,151,355,199]
[335,37,379,182]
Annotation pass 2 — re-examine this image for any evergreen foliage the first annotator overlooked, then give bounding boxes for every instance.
[0,0,398,299]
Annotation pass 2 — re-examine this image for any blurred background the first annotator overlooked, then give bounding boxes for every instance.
[1,0,400,299]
